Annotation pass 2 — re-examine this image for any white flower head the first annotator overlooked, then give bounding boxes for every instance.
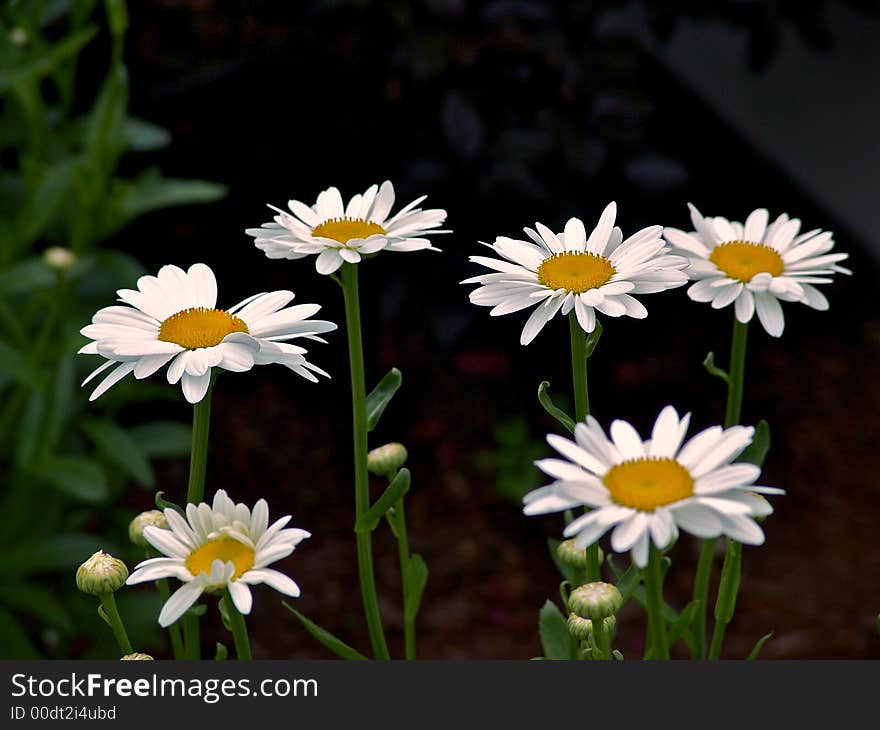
[127,490,310,627]
[664,204,850,337]
[246,180,449,274]
[523,406,783,568]
[79,263,337,404]
[463,202,689,345]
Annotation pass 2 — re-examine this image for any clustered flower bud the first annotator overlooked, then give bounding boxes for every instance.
[567,613,616,641]
[367,442,408,478]
[568,582,623,621]
[556,539,604,570]
[129,510,168,548]
[121,653,154,661]
[76,551,129,596]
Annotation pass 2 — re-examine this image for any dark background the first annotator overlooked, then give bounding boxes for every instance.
[83,0,880,658]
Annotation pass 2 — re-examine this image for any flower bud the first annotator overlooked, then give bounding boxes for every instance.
[567,613,616,641]
[568,581,623,620]
[129,510,168,548]
[121,653,154,660]
[76,551,129,596]
[556,539,604,570]
[43,246,76,270]
[367,442,408,478]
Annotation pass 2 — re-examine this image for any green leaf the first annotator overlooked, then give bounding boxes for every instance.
[746,632,773,660]
[123,117,171,152]
[738,420,771,467]
[356,468,410,533]
[365,367,402,432]
[584,320,603,358]
[81,417,154,488]
[282,604,367,660]
[19,159,77,243]
[0,607,40,659]
[46,356,75,451]
[128,420,192,459]
[0,582,73,632]
[714,540,742,625]
[703,351,730,385]
[217,596,232,632]
[667,599,700,648]
[0,340,44,390]
[537,381,575,434]
[538,600,575,660]
[547,538,574,582]
[214,642,228,661]
[85,63,129,178]
[0,258,55,296]
[0,533,117,575]
[0,26,98,93]
[27,457,109,502]
[15,390,45,467]
[404,554,428,621]
[607,558,640,603]
[155,491,184,516]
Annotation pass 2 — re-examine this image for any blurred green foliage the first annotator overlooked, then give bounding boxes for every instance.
[0,0,225,658]
[475,415,549,505]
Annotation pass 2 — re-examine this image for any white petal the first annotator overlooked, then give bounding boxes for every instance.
[228,581,253,615]
[158,581,205,628]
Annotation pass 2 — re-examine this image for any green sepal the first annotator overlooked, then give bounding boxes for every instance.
[365,367,402,432]
[537,381,575,434]
[738,420,771,467]
[356,468,411,533]
[703,351,730,384]
[746,632,773,660]
[538,600,576,660]
[283,604,367,660]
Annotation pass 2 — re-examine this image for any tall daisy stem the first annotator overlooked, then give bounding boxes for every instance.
[568,313,600,582]
[99,592,132,656]
[224,589,253,661]
[182,380,214,660]
[695,316,749,659]
[155,577,185,659]
[643,545,669,660]
[708,538,742,660]
[341,263,390,660]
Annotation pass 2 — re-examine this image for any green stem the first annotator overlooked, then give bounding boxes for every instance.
[224,589,253,660]
[568,313,600,582]
[392,500,416,660]
[708,539,742,660]
[182,381,213,660]
[340,263,390,660]
[643,545,669,660]
[99,592,132,656]
[691,538,716,659]
[724,318,749,427]
[591,617,611,661]
[155,577,184,659]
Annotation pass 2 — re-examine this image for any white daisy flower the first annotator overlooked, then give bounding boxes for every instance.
[79,263,337,404]
[664,204,850,337]
[463,202,689,345]
[127,490,310,627]
[523,406,783,568]
[245,180,448,274]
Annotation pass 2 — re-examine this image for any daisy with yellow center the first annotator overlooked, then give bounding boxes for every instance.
[663,204,850,337]
[79,263,336,403]
[463,202,689,344]
[126,490,310,627]
[245,180,448,274]
[523,406,783,568]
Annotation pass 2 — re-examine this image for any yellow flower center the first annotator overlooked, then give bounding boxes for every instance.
[536,252,616,293]
[311,217,386,244]
[709,241,785,282]
[185,538,255,580]
[158,308,248,350]
[603,458,694,511]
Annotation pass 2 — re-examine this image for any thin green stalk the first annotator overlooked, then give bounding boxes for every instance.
[99,592,132,655]
[643,545,669,660]
[568,313,600,581]
[393,499,416,660]
[724,318,749,427]
[708,539,742,660]
[340,263,390,660]
[591,617,611,661]
[182,380,213,660]
[224,589,253,660]
[155,577,184,659]
[691,538,716,659]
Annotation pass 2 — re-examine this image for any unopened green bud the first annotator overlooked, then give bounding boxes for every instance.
[76,551,129,596]
[121,653,153,660]
[43,246,76,270]
[568,581,622,620]
[567,613,616,641]
[557,539,604,570]
[129,510,168,548]
[367,442,408,478]
[9,28,28,45]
